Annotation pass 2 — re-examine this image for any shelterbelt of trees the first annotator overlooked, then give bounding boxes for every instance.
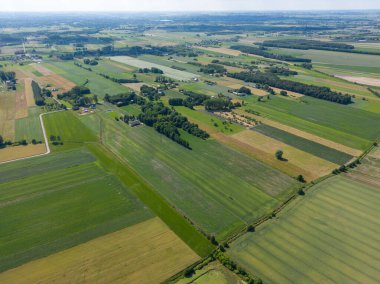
[259,39,380,55]
[228,71,352,104]
[58,45,200,60]
[230,45,311,63]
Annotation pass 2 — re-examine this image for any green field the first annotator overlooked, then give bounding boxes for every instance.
[243,95,380,150]
[44,61,129,98]
[229,176,380,284]
[80,107,299,239]
[252,124,353,165]
[45,110,214,257]
[0,149,153,272]
[15,107,43,142]
[43,110,97,151]
[110,56,199,81]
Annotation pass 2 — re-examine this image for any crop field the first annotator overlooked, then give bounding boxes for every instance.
[0,144,46,163]
[0,217,199,284]
[196,46,242,56]
[243,95,380,150]
[80,109,299,239]
[14,80,28,119]
[15,107,43,142]
[348,146,380,187]
[229,175,380,284]
[111,56,199,81]
[0,155,153,272]
[233,109,361,157]
[253,124,353,165]
[0,91,16,140]
[43,110,97,151]
[229,130,338,181]
[45,61,128,98]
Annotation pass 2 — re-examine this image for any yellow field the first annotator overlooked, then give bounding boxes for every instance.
[0,144,46,163]
[15,80,29,119]
[230,130,338,180]
[123,82,145,92]
[23,78,36,107]
[0,217,200,284]
[0,91,16,140]
[196,46,242,56]
[234,109,361,156]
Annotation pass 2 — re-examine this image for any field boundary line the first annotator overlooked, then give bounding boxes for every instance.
[0,110,63,165]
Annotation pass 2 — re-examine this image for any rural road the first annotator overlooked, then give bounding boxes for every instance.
[0,110,61,165]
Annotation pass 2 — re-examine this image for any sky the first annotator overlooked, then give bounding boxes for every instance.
[1,0,380,12]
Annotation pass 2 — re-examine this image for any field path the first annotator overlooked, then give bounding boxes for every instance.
[0,111,62,165]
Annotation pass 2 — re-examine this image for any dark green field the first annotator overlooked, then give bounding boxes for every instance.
[243,95,380,150]
[0,149,153,272]
[252,124,353,165]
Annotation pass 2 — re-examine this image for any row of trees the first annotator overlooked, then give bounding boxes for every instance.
[104,92,145,106]
[228,71,352,104]
[230,45,311,63]
[138,67,163,74]
[31,80,52,106]
[260,39,354,51]
[200,63,227,74]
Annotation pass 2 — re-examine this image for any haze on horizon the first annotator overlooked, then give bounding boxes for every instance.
[1,0,380,12]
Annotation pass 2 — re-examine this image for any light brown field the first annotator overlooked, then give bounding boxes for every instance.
[196,46,242,56]
[0,144,46,163]
[23,78,36,107]
[335,75,380,87]
[15,82,28,119]
[216,77,268,96]
[369,146,380,159]
[30,63,55,76]
[123,82,145,92]
[272,87,304,98]
[234,109,361,157]
[0,217,199,284]
[0,91,16,140]
[230,130,338,181]
[106,60,134,71]
[347,147,380,187]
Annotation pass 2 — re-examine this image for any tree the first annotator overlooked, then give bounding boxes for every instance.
[0,135,3,145]
[280,90,288,96]
[297,175,306,183]
[275,150,284,160]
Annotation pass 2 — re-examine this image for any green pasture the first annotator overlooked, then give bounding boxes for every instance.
[15,107,43,142]
[44,61,129,98]
[229,176,380,284]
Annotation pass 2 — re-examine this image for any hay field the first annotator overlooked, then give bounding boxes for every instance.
[0,218,199,284]
[0,144,46,163]
[0,91,16,140]
[335,75,380,87]
[23,78,36,106]
[15,80,28,119]
[229,175,380,284]
[123,82,145,92]
[348,146,380,187]
[111,56,199,81]
[196,46,242,56]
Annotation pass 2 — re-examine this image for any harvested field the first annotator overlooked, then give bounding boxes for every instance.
[15,82,28,119]
[0,144,46,163]
[0,91,16,141]
[252,124,353,165]
[31,63,54,76]
[348,147,380,187]
[234,109,361,156]
[335,75,380,87]
[231,130,338,180]
[111,56,199,81]
[272,87,304,98]
[229,175,380,284]
[106,60,134,71]
[196,46,242,56]
[23,78,35,107]
[0,217,199,284]
[123,82,145,92]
